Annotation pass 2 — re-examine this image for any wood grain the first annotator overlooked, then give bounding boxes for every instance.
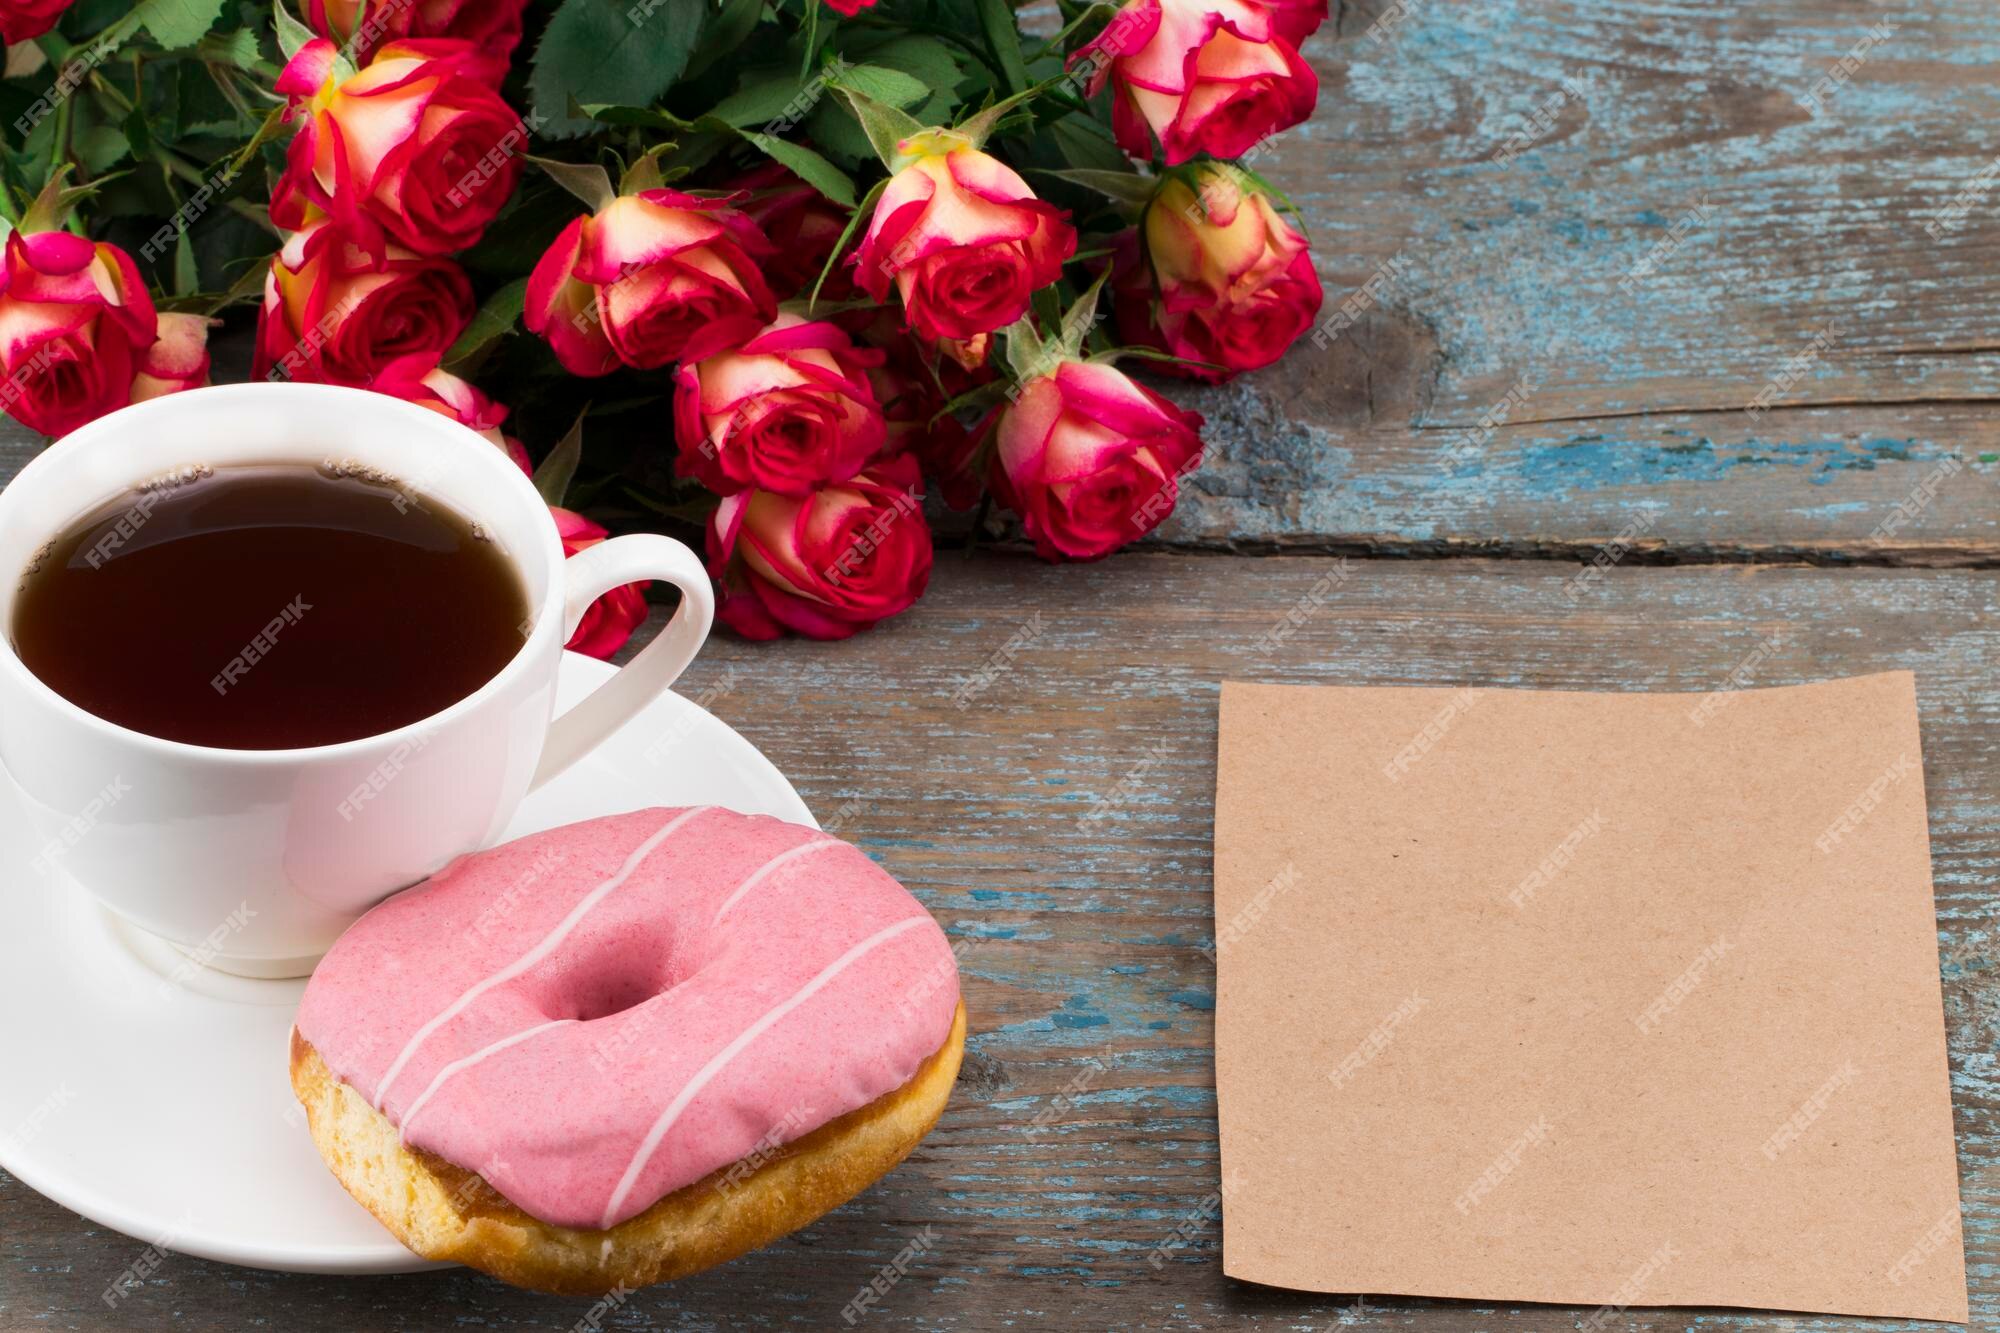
[1170,0,2000,556]
[2,553,1992,1331]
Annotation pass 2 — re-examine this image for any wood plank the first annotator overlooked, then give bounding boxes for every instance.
[3,553,1993,1330]
[1166,394,2000,563]
[1190,0,2000,555]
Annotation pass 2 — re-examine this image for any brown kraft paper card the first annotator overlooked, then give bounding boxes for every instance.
[1212,673,1966,1323]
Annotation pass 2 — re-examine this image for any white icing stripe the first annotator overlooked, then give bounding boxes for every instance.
[599,915,929,1229]
[709,838,839,925]
[398,1018,576,1137]
[374,806,714,1108]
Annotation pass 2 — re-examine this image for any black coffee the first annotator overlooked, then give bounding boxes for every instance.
[11,463,530,749]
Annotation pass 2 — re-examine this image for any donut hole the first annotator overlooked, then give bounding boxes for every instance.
[567,974,669,1023]
[528,919,702,1024]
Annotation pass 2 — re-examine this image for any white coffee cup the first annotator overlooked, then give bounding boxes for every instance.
[0,383,714,976]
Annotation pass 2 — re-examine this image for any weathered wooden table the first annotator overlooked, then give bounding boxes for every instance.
[3,1,1996,1329]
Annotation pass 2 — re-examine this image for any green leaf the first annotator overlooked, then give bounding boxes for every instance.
[531,0,707,140]
[838,64,929,111]
[829,84,925,170]
[137,0,228,49]
[974,0,1032,94]
[687,0,766,78]
[19,164,92,233]
[172,229,199,297]
[1056,270,1107,358]
[577,103,691,132]
[854,36,964,97]
[271,1,316,58]
[1030,284,1062,334]
[534,411,587,507]
[706,69,807,129]
[736,130,855,207]
[196,27,269,73]
[122,106,156,162]
[955,81,1046,147]
[75,126,130,174]
[527,155,615,212]
[1048,112,1129,172]
[620,144,671,194]
[1036,166,1156,208]
[999,314,1051,383]
[1089,343,1223,376]
[224,101,291,179]
[442,277,530,374]
[802,96,872,167]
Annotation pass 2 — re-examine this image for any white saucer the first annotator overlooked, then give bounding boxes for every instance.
[0,654,814,1275]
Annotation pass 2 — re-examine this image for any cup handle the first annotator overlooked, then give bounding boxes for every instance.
[530,533,715,791]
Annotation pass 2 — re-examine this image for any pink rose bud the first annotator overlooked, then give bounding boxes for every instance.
[253,217,474,387]
[1114,166,1322,381]
[0,0,71,43]
[525,190,777,377]
[1072,0,1317,165]
[705,453,933,641]
[303,0,527,86]
[673,313,887,498]
[129,313,215,404]
[0,228,157,437]
[271,37,527,258]
[371,355,532,475]
[550,506,651,660]
[854,136,1076,343]
[988,359,1205,561]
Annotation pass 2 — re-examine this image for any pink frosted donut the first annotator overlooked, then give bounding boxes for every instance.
[289,806,964,1293]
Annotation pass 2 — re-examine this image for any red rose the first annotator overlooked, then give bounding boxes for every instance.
[303,0,528,85]
[1073,0,1317,165]
[254,217,473,386]
[129,313,215,404]
[853,134,1075,342]
[1114,167,1321,381]
[0,0,70,44]
[987,359,1205,560]
[552,507,650,659]
[371,356,531,474]
[0,229,156,437]
[674,313,886,497]
[706,454,932,641]
[731,162,856,301]
[524,190,776,376]
[271,37,527,258]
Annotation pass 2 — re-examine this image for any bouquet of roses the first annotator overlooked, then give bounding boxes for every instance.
[0,0,1323,651]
